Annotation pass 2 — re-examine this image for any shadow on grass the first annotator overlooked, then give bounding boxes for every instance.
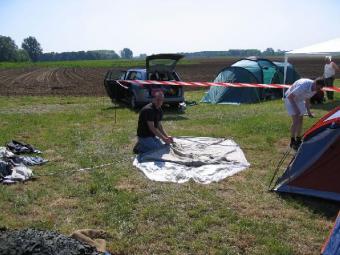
[162,114,188,121]
[277,193,340,220]
[103,105,127,110]
[102,99,132,110]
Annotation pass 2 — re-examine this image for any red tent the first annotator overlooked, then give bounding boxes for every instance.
[274,107,340,201]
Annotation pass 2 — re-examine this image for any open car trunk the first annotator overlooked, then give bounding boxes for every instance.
[146,54,184,77]
[146,54,184,98]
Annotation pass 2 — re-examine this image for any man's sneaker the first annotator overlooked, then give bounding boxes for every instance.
[291,140,302,151]
[133,144,139,154]
[292,142,299,151]
[289,138,296,149]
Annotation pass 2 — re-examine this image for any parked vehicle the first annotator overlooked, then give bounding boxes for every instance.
[104,54,185,108]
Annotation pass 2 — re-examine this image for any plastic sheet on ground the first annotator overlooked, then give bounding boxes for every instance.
[133,136,250,184]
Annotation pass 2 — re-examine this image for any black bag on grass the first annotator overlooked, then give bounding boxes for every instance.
[310,90,324,104]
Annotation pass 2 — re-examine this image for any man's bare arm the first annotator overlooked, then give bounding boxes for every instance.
[159,122,173,143]
[158,122,168,137]
[305,100,313,117]
[332,62,340,71]
[147,121,171,144]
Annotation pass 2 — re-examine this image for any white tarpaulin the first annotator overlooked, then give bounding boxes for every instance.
[286,37,340,57]
[133,137,250,184]
[284,37,340,83]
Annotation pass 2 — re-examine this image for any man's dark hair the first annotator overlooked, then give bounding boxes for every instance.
[315,77,325,87]
[152,90,164,98]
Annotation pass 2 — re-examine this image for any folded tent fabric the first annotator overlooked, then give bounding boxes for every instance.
[6,140,41,154]
[2,165,33,184]
[0,144,47,184]
[10,155,48,166]
[0,160,12,178]
[0,147,15,158]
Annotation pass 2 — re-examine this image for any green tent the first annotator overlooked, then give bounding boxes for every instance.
[202,58,299,104]
[273,61,300,84]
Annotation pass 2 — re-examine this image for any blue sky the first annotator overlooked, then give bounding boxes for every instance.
[1,0,339,55]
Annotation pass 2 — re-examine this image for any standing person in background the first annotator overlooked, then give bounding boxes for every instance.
[323,56,339,101]
[285,77,325,150]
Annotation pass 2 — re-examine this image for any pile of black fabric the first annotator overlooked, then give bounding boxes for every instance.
[0,140,47,184]
[0,228,101,255]
[6,140,42,154]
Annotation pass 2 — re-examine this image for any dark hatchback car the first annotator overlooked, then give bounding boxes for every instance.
[104,54,185,108]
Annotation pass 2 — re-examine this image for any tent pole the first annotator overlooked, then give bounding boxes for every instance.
[283,54,288,98]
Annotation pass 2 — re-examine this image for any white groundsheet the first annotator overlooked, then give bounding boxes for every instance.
[133,137,250,184]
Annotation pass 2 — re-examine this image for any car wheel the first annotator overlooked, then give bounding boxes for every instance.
[130,94,137,109]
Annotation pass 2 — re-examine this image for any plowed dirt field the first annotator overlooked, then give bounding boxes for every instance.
[0,58,337,96]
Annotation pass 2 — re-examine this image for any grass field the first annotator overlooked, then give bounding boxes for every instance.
[0,59,197,69]
[0,85,339,254]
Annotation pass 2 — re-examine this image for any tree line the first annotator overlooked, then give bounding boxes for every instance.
[0,35,42,62]
[39,50,120,61]
[39,48,132,61]
[181,48,285,58]
[0,35,134,62]
[1,34,285,63]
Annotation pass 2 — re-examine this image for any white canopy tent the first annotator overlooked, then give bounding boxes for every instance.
[284,37,340,83]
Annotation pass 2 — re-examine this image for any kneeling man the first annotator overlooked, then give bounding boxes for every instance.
[134,90,173,154]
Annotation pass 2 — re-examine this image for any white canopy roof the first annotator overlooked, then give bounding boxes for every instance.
[283,37,340,84]
[286,37,340,57]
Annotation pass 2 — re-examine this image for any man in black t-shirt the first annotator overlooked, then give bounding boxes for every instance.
[134,90,173,154]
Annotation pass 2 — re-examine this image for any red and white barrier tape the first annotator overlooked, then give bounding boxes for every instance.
[117,80,340,93]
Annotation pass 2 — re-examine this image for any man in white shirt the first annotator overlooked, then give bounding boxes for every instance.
[323,56,339,101]
[284,77,325,150]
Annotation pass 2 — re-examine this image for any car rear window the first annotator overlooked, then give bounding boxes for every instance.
[149,59,177,68]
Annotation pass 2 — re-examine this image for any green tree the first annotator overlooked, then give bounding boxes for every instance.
[0,35,18,61]
[15,49,30,61]
[138,53,147,59]
[22,36,43,62]
[120,48,133,59]
[263,47,275,56]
